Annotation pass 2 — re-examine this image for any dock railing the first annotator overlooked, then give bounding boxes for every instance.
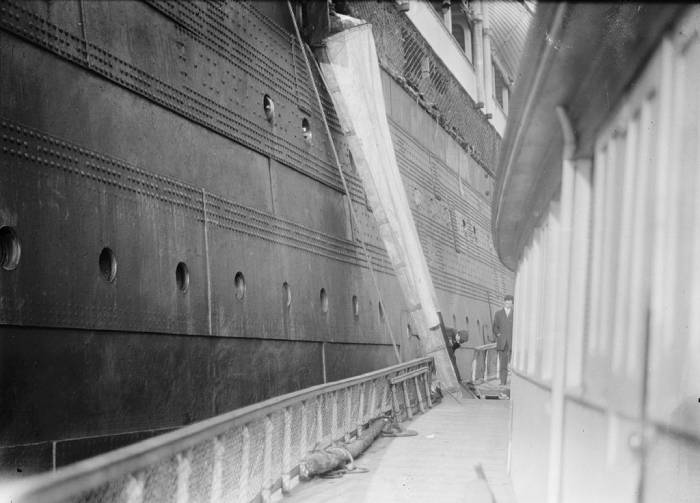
[1,357,435,503]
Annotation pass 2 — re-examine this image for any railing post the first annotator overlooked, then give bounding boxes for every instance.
[423,371,433,408]
[344,387,353,442]
[357,383,365,437]
[123,473,145,503]
[238,426,250,503]
[369,379,377,418]
[316,396,324,445]
[300,401,308,458]
[414,376,425,413]
[401,380,413,419]
[390,382,400,419]
[282,407,292,493]
[176,452,191,503]
[331,391,338,441]
[261,415,272,503]
[210,437,224,503]
[381,379,391,414]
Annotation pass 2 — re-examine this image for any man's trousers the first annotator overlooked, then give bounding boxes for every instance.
[498,349,511,385]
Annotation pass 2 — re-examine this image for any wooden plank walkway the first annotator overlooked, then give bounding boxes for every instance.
[285,395,516,503]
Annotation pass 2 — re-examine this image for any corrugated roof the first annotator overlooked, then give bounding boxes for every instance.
[487,1,533,84]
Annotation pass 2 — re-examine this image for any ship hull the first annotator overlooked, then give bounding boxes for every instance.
[0,0,512,477]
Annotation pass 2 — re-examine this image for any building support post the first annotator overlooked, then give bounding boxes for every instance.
[472,1,485,106]
[482,2,493,114]
[546,106,577,503]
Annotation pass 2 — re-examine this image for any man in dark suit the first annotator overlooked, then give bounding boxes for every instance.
[492,295,513,386]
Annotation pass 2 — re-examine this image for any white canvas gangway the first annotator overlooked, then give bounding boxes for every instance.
[317,23,459,391]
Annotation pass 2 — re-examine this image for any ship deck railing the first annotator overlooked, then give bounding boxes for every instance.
[0,357,435,503]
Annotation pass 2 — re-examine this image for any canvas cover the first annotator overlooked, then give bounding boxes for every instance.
[319,23,458,390]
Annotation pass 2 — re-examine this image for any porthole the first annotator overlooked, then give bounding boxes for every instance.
[378,301,385,323]
[176,262,189,292]
[99,247,117,282]
[283,282,292,309]
[352,295,359,318]
[302,118,312,143]
[0,226,21,271]
[263,94,275,122]
[320,288,328,314]
[234,271,246,300]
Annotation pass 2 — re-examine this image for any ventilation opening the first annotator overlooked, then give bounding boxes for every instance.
[0,226,21,271]
[263,94,275,122]
[320,288,328,314]
[302,118,312,143]
[176,262,189,292]
[378,301,385,323]
[234,272,246,300]
[99,247,117,282]
[352,295,359,319]
[283,282,291,309]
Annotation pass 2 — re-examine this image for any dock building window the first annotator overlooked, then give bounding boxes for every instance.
[451,18,473,64]
[493,64,509,113]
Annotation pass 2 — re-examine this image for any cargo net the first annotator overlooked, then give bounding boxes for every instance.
[59,362,433,503]
[349,1,501,174]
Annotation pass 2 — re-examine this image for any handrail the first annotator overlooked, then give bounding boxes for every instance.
[1,356,434,503]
